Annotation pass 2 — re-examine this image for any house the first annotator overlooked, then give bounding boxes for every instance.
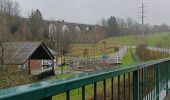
[0,42,55,77]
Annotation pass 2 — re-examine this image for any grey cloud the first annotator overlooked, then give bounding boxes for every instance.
[14,0,170,25]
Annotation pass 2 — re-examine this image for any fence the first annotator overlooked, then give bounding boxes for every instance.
[0,58,170,100]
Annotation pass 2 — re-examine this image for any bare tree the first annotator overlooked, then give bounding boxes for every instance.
[19,21,32,41]
[0,12,11,67]
[102,41,107,55]
[0,0,32,89]
[0,14,14,89]
[100,18,107,27]
[62,25,76,54]
[0,0,20,16]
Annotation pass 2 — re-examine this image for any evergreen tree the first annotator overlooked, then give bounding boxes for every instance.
[29,9,43,39]
[107,16,118,36]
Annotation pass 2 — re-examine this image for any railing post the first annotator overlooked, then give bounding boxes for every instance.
[155,64,160,100]
[133,69,139,100]
[103,79,106,100]
[82,86,85,100]
[128,72,131,100]
[118,76,120,100]
[94,82,97,100]
[111,77,114,100]
[166,61,169,95]
[66,91,70,100]
[123,74,126,100]
[41,97,52,100]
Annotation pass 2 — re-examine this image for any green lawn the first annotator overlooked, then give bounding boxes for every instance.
[67,44,118,57]
[122,48,137,66]
[66,32,170,59]
[99,32,170,47]
[56,65,71,70]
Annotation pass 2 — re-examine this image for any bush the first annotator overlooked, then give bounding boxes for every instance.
[136,44,147,60]
[0,69,33,89]
[114,46,119,51]
[36,70,54,80]
[136,44,169,61]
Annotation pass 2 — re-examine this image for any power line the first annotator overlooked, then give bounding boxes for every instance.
[138,3,148,44]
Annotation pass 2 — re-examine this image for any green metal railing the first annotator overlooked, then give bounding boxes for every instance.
[0,58,170,100]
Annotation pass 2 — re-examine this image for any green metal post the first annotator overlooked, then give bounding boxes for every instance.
[103,79,106,100]
[82,86,85,100]
[94,82,97,100]
[111,77,114,100]
[153,65,156,100]
[66,91,70,100]
[124,74,126,100]
[166,61,169,96]
[118,75,120,100]
[155,64,160,100]
[42,97,52,100]
[129,72,131,100]
[169,61,170,81]
[142,68,144,99]
[143,68,146,98]
[133,69,139,100]
[146,67,149,100]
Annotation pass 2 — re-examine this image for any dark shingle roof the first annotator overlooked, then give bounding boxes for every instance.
[0,42,54,65]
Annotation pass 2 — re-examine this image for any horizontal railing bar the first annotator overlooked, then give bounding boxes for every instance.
[138,58,170,69]
[0,58,170,100]
[0,67,138,100]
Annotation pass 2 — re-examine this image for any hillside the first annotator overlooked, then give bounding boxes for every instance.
[67,32,170,57]
[99,32,170,47]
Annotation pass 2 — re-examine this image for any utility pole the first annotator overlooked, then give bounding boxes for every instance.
[139,3,147,44]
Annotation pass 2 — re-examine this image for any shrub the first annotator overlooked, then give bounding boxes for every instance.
[114,46,119,51]
[136,44,169,61]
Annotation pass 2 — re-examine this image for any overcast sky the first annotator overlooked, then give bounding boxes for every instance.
[14,0,170,25]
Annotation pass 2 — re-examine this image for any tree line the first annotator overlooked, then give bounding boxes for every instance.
[1,0,170,44]
[98,16,170,37]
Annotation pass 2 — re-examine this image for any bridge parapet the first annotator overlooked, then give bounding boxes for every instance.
[0,58,170,100]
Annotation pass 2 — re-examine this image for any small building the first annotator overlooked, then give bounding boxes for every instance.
[0,42,55,77]
[48,48,57,67]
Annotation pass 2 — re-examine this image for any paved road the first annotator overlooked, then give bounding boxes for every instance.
[112,46,128,59]
[100,46,128,64]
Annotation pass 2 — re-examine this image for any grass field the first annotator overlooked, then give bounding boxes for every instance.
[122,48,136,66]
[99,32,170,47]
[67,44,119,57]
[67,32,170,58]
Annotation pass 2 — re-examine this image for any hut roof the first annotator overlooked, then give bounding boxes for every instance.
[0,42,54,65]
